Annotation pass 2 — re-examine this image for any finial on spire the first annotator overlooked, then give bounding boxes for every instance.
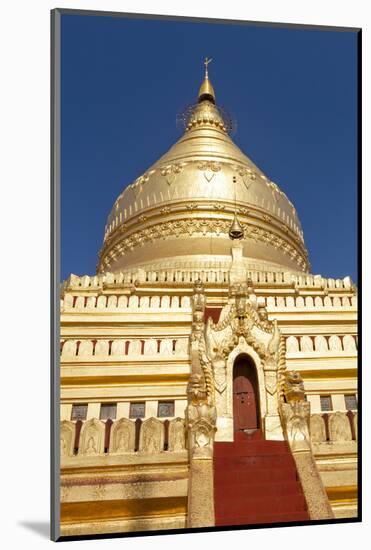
[204,57,213,78]
[198,57,216,104]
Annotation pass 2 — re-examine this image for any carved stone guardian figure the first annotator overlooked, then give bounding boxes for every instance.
[284,370,305,403]
[185,374,217,458]
[280,370,310,450]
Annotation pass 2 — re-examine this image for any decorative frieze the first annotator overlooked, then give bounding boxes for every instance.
[99,215,308,272]
[310,411,357,443]
[60,337,190,359]
[61,416,188,459]
[160,163,184,186]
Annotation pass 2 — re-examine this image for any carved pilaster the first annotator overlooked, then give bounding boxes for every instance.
[190,279,206,377]
[187,282,217,527]
[187,459,214,527]
[229,241,247,284]
[185,374,217,527]
[190,279,215,403]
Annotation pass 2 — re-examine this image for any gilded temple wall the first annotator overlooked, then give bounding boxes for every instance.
[59,269,357,535]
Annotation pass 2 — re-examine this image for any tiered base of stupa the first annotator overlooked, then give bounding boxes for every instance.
[59,260,357,537]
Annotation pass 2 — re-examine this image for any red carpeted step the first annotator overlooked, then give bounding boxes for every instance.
[234,429,263,441]
[214,466,298,485]
[214,435,310,525]
[216,494,307,516]
[214,441,291,457]
[215,511,309,526]
[214,480,303,498]
[215,455,296,468]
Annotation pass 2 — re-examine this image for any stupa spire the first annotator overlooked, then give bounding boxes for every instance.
[204,56,212,77]
[198,57,216,104]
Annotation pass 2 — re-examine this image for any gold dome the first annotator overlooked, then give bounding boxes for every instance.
[98,63,309,275]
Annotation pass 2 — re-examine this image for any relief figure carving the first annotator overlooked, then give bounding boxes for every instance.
[186,374,217,458]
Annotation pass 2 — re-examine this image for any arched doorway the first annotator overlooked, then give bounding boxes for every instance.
[233,354,260,432]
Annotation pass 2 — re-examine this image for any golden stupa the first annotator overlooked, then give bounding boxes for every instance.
[59,59,357,538]
[98,59,309,275]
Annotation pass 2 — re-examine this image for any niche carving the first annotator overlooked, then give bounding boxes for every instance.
[139,417,164,453]
[60,420,75,457]
[168,418,186,451]
[328,412,352,442]
[310,414,327,443]
[78,418,105,456]
[109,418,135,454]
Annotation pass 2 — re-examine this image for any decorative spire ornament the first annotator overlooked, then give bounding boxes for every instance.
[198,57,216,104]
[229,175,244,240]
[204,57,213,77]
[229,213,244,240]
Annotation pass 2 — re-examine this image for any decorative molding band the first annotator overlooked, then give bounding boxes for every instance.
[62,270,355,293]
[60,337,190,359]
[99,216,308,273]
[105,159,301,241]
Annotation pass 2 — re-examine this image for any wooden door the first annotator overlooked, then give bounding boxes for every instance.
[233,358,259,431]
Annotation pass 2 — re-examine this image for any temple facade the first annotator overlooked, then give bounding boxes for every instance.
[59,63,358,536]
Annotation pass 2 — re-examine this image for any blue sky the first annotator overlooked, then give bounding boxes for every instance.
[61,13,358,282]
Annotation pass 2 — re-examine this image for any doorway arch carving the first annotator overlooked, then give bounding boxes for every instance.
[190,281,286,441]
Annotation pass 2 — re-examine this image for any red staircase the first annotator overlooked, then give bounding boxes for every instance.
[214,430,310,527]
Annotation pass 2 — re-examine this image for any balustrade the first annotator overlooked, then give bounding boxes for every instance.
[285,334,357,354]
[62,293,192,311]
[63,271,354,292]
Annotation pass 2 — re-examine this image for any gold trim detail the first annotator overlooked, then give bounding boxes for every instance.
[99,216,308,272]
